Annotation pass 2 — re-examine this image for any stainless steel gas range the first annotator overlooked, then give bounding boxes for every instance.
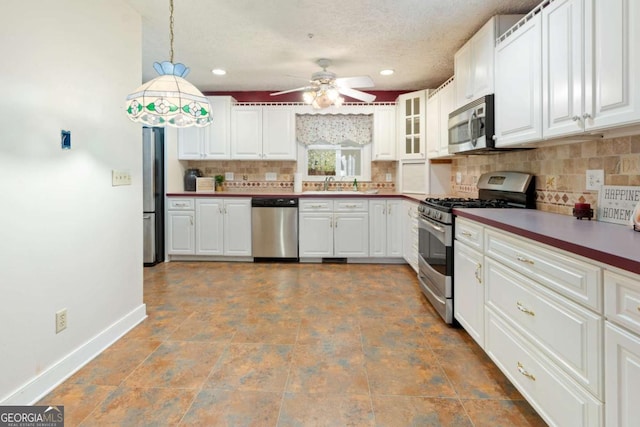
[416,171,536,324]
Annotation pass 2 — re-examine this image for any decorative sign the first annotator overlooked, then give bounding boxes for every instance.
[196,177,215,192]
[597,185,640,226]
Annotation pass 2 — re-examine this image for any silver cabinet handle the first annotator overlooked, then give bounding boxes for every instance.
[310,204,324,208]
[516,255,534,265]
[461,231,472,237]
[492,135,497,141]
[346,204,358,208]
[475,264,482,284]
[516,302,535,316]
[572,115,581,122]
[388,205,392,215]
[517,362,536,381]
[582,113,592,119]
[190,216,193,226]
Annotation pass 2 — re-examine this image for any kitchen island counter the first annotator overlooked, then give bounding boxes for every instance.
[454,208,640,275]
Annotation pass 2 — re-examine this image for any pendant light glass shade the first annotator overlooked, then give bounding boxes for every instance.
[126,61,212,128]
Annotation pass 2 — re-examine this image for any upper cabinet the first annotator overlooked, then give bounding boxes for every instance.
[373,104,397,161]
[231,105,296,160]
[494,13,543,147]
[426,77,455,159]
[396,90,426,160]
[177,96,234,160]
[454,15,523,109]
[495,0,640,145]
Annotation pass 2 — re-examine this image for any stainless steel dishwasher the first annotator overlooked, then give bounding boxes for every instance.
[251,197,299,261]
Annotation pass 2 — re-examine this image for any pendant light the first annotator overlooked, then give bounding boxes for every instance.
[125,0,212,128]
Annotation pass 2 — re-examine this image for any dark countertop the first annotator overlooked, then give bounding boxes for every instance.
[166,191,426,202]
[454,208,640,275]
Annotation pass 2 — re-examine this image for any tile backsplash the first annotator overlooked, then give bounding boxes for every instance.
[451,134,640,216]
[186,160,397,193]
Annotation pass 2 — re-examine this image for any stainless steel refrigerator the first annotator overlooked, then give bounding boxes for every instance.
[143,127,164,266]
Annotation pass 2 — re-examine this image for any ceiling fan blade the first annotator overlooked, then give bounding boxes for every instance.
[270,86,309,96]
[335,75,374,89]
[338,87,376,103]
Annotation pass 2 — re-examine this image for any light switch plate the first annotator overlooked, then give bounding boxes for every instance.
[265,172,277,181]
[112,169,131,186]
[586,169,604,190]
[225,172,234,181]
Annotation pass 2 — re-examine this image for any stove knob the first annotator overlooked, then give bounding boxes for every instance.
[436,212,442,220]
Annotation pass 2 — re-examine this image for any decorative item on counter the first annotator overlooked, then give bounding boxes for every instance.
[633,200,640,232]
[573,202,593,220]
[214,174,225,192]
[196,177,215,192]
[352,178,358,191]
[597,185,640,226]
[184,168,203,191]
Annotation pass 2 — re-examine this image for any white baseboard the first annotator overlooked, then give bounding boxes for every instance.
[1,304,147,405]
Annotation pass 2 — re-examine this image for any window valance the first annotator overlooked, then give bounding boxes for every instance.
[296,114,373,146]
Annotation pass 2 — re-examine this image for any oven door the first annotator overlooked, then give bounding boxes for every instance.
[417,215,453,323]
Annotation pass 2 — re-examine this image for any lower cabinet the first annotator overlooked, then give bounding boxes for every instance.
[402,200,419,272]
[604,269,640,427]
[453,240,484,348]
[299,199,368,258]
[454,218,605,426]
[167,197,251,257]
[368,199,402,258]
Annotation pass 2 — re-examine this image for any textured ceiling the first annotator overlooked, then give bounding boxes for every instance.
[124,0,541,94]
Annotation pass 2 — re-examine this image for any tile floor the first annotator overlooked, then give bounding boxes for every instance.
[39,262,547,426]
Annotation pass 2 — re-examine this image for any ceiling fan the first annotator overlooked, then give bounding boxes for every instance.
[270,59,376,108]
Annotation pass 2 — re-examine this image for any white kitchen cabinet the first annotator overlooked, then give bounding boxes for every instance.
[231,105,296,160]
[373,104,396,160]
[589,0,640,130]
[396,90,426,160]
[453,218,485,348]
[299,199,368,259]
[486,309,603,427]
[494,12,543,147]
[605,323,640,427]
[454,15,523,109]
[177,96,233,159]
[222,198,252,256]
[402,200,419,273]
[167,198,195,255]
[368,199,402,258]
[262,106,297,159]
[195,198,224,255]
[426,77,455,159]
[168,197,250,258]
[604,269,640,427]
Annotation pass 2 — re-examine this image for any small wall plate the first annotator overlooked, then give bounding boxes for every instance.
[61,130,71,150]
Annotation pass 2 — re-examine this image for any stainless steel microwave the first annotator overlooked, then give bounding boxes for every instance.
[448,94,496,154]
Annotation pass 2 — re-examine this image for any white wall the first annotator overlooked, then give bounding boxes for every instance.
[0,1,145,403]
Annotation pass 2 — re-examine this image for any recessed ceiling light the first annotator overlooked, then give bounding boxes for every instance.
[379,69,394,76]
[211,68,226,76]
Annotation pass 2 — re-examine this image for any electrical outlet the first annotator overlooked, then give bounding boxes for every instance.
[385,173,392,182]
[456,172,462,185]
[225,172,234,181]
[586,169,604,190]
[265,172,277,181]
[56,309,67,333]
[112,169,131,186]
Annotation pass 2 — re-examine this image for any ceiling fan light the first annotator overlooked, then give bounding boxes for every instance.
[326,87,340,101]
[334,96,344,107]
[302,91,315,104]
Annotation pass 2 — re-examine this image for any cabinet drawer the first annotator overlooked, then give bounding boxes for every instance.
[486,258,603,398]
[167,198,194,210]
[334,199,368,212]
[299,199,333,212]
[455,217,484,250]
[485,228,602,312]
[605,270,640,335]
[486,309,603,427]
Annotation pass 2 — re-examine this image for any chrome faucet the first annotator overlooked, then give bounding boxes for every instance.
[323,176,335,191]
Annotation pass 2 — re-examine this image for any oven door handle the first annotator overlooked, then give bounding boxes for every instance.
[419,216,446,237]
